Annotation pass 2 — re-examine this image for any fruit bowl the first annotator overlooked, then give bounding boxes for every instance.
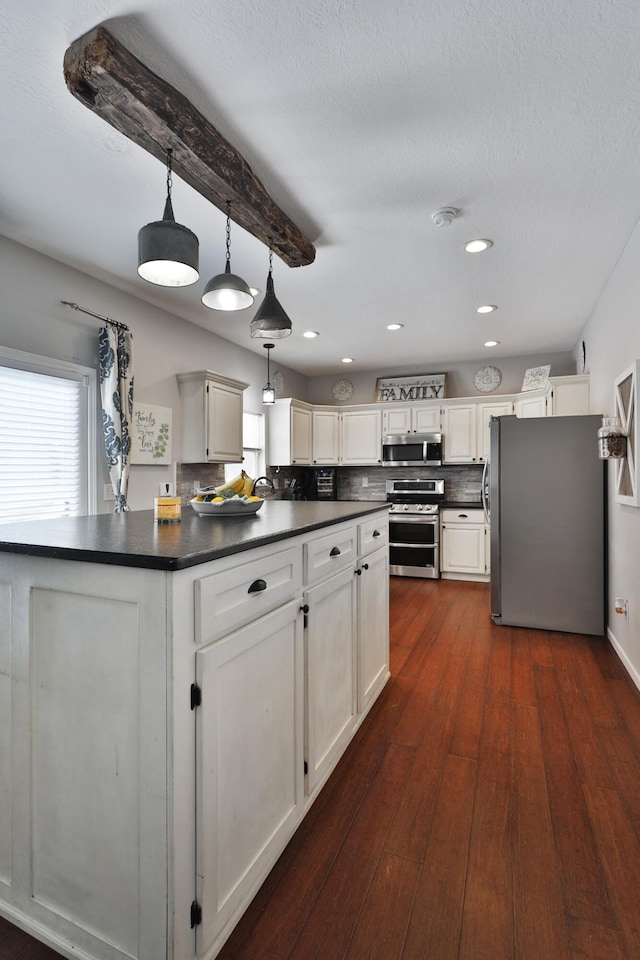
[190,497,264,517]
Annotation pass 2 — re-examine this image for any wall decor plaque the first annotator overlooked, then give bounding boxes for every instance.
[375,373,446,402]
[521,365,551,392]
[131,402,172,464]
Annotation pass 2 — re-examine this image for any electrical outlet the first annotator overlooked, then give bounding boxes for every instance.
[615,597,629,622]
[158,482,175,496]
[103,484,115,501]
[192,480,201,494]
[362,477,369,487]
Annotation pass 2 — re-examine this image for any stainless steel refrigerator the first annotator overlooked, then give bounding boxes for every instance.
[487,414,605,635]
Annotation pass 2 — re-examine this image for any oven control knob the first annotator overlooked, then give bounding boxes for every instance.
[403,504,409,511]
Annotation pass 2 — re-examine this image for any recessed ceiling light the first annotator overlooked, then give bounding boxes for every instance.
[484,339,500,347]
[341,357,354,364]
[464,239,493,254]
[386,323,404,331]
[476,304,497,314]
[303,330,319,338]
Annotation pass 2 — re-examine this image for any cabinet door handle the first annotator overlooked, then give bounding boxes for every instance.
[458,514,468,518]
[372,529,381,537]
[300,603,310,628]
[330,546,341,557]
[248,578,267,594]
[362,563,369,570]
[355,568,362,576]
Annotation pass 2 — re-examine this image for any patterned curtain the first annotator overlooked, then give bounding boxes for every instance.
[98,324,134,512]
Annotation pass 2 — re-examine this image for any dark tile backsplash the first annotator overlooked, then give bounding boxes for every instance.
[177,462,483,505]
[336,465,484,503]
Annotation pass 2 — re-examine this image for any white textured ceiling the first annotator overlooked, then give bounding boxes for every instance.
[2,0,640,375]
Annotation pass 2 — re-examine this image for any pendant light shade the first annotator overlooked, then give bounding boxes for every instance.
[137,148,199,287]
[250,247,292,339]
[202,203,255,310]
[262,343,276,405]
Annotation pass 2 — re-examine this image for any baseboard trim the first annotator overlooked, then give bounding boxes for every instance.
[607,626,640,693]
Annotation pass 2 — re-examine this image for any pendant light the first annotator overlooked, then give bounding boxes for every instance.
[201,202,255,310]
[137,148,199,287]
[262,343,276,404]
[250,245,292,339]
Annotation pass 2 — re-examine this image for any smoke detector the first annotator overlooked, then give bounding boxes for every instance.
[431,207,459,227]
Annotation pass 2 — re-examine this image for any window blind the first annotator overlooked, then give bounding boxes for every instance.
[0,365,87,522]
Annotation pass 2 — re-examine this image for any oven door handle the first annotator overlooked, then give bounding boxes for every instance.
[389,515,439,524]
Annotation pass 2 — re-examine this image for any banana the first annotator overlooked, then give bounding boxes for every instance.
[242,473,255,497]
[215,470,249,496]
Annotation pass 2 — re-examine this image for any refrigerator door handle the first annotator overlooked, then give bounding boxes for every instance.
[481,458,490,523]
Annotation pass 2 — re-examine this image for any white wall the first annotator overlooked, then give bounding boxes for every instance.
[307,351,576,404]
[0,235,308,512]
[579,220,640,688]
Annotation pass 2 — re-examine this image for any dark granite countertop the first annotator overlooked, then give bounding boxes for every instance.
[0,500,390,571]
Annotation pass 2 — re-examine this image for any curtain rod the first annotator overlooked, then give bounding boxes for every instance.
[61,300,130,332]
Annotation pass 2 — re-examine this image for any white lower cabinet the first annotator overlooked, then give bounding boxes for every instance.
[356,544,389,713]
[441,508,488,578]
[195,600,305,955]
[304,566,357,793]
[0,509,389,960]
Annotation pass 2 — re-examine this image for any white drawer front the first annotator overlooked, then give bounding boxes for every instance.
[440,508,484,525]
[304,523,357,586]
[195,545,302,645]
[357,514,389,557]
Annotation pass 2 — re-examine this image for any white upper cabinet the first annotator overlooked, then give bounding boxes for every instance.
[177,371,248,463]
[442,403,477,463]
[547,374,590,416]
[312,409,341,464]
[268,399,313,465]
[382,403,441,435]
[341,409,382,464]
[476,400,514,461]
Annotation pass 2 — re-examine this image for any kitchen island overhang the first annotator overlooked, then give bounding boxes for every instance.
[0,501,390,960]
[0,499,390,570]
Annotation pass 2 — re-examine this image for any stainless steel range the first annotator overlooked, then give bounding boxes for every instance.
[386,478,444,578]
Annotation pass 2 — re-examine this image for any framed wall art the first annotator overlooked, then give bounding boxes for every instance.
[375,372,446,402]
[131,402,172,464]
[613,360,638,506]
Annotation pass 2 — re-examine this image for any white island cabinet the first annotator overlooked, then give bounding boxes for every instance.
[0,502,389,960]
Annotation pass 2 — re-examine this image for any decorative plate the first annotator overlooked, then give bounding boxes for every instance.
[272,370,285,398]
[473,365,502,393]
[332,378,354,401]
[190,498,264,516]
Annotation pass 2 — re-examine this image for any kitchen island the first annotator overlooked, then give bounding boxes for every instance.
[0,501,390,960]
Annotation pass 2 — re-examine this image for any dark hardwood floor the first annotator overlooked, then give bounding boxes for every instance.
[3,577,640,959]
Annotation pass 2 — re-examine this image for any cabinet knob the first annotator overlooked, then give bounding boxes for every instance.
[362,562,369,570]
[300,603,310,614]
[372,529,381,537]
[355,568,362,576]
[248,578,267,594]
[330,546,341,557]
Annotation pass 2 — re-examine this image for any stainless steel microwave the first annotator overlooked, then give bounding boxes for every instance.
[382,433,443,466]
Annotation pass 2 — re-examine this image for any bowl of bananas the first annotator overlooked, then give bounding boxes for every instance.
[190,471,264,516]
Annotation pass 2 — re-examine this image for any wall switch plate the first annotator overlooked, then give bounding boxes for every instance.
[362,477,369,487]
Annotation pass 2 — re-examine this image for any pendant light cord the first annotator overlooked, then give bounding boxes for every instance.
[225,201,232,265]
[166,147,173,202]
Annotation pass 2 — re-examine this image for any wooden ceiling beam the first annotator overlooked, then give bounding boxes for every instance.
[63,26,316,268]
